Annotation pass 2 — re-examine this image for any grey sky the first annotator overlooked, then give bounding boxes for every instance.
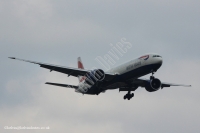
[0,0,200,133]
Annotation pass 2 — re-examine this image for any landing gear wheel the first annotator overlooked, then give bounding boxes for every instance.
[123,92,134,100]
[131,93,134,97]
[150,76,155,80]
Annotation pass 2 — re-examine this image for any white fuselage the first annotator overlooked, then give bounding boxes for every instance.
[77,53,163,94]
[108,53,163,75]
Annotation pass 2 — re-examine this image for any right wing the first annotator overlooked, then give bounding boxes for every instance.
[9,57,89,77]
[9,57,116,81]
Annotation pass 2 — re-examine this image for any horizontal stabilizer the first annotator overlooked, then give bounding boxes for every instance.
[46,82,78,89]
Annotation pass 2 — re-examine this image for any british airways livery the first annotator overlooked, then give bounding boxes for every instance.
[9,53,191,100]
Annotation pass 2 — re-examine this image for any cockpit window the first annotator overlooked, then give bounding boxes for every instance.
[153,55,162,58]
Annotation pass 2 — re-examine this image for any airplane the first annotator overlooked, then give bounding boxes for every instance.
[9,53,191,100]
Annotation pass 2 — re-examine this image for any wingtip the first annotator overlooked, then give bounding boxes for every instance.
[8,57,16,59]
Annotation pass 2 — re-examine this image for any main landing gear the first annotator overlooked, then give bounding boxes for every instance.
[124,91,134,100]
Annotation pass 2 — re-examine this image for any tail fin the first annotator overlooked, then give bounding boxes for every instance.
[78,57,85,82]
[78,57,84,69]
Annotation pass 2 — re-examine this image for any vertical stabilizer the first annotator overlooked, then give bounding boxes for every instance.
[78,57,84,69]
[78,57,85,82]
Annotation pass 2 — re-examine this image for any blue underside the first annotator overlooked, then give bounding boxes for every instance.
[86,63,162,95]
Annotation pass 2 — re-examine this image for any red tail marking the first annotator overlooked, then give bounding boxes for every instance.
[78,61,84,69]
[77,57,85,83]
[80,76,86,82]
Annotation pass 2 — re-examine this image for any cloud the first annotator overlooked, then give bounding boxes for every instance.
[1,0,200,133]
[1,60,200,133]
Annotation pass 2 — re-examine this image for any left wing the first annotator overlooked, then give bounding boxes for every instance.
[161,82,191,88]
[131,78,191,89]
[9,57,116,81]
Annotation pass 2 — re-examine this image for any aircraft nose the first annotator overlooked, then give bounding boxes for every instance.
[157,58,163,65]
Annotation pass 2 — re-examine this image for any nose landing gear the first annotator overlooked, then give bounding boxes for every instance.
[150,71,155,80]
[124,91,134,100]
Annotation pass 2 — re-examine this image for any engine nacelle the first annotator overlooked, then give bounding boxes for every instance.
[85,69,105,85]
[145,78,161,92]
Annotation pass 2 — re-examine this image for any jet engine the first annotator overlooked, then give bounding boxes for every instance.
[145,78,161,92]
[85,69,105,85]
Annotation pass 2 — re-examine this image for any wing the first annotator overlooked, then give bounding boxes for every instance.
[131,78,191,89]
[46,82,78,89]
[161,82,191,88]
[9,57,116,81]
